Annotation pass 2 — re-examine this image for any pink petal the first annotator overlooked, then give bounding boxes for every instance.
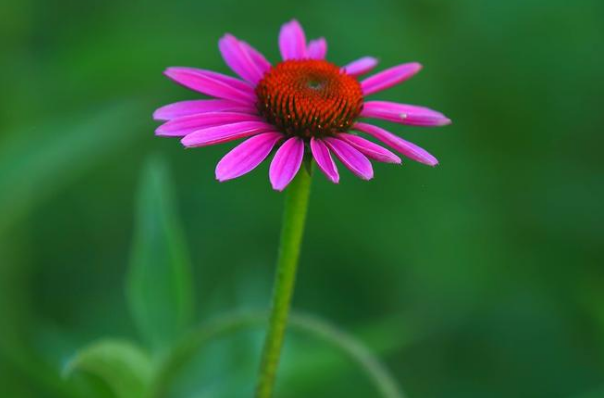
[279,20,307,60]
[324,137,373,180]
[193,68,254,92]
[353,122,438,166]
[154,99,257,121]
[307,38,327,60]
[164,67,255,103]
[156,112,264,137]
[337,133,401,164]
[310,137,339,183]
[269,137,305,191]
[361,101,451,127]
[215,132,283,181]
[361,62,422,95]
[219,34,264,84]
[181,121,274,148]
[343,57,378,76]
[239,40,271,75]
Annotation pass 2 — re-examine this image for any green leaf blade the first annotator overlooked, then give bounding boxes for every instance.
[63,339,152,398]
[127,156,194,353]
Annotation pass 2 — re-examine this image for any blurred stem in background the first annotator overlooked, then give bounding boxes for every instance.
[255,168,313,398]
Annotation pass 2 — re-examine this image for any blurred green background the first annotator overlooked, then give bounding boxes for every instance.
[1,0,603,397]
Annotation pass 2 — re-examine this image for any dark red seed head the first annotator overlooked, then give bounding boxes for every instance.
[255,60,364,138]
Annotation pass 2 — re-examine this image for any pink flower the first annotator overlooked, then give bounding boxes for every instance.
[154,20,451,191]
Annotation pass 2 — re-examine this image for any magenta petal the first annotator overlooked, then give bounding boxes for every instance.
[307,38,327,60]
[164,67,255,103]
[181,121,274,148]
[324,137,374,180]
[215,132,283,181]
[310,137,339,183]
[279,20,307,60]
[343,57,378,76]
[361,101,451,127]
[156,112,264,137]
[269,137,305,191]
[361,62,422,95]
[191,68,254,93]
[219,34,264,84]
[153,100,257,121]
[354,122,438,166]
[337,133,401,164]
[239,40,271,74]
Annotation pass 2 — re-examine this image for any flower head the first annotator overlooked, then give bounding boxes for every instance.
[154,20,451,191]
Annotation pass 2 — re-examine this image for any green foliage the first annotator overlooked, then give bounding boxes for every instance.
[149,311,405,398]
[288,313,405,398]
[127,157,194,353]
[73,159,402,398]
[0,99,146,398]
[63,339,153,398]
[0,100,145,236]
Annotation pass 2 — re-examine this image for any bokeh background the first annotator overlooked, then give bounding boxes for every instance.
[1,0,603,397]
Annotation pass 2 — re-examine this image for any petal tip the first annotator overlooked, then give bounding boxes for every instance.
[218,33,238,48]
[152,109,165,121]
[411,62,423,71]
[180,135,194,147]
[271,182,286,192]
[215,169,229,182]
[155,125,168,136]
[163,67,179,77]
[426,157,439,166]
[270,173,294,191]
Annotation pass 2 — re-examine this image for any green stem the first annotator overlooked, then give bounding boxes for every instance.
[255,169,312,398]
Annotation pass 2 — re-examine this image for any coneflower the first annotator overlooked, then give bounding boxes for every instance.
[155,20,450,191]
[154,20,450,398]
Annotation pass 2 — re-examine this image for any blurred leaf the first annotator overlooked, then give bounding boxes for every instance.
[150,310,404,398]
[127,156,194,353]
[0,99,146,235]
[63,339,152,398]
[0,96,147,398]
[289,313,405,398]
[150,311,265,398]
[570,385,604,398]
[281,314,415,397]
[0,232,81,398]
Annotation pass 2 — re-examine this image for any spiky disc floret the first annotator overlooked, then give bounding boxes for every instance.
[255,60,363,138]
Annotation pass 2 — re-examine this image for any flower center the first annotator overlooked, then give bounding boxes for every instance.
[255,60,364,138]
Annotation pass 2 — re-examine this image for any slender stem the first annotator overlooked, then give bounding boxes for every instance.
[255,169,312,398]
